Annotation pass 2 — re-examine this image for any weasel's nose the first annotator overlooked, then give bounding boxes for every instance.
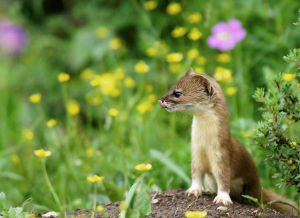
[158,100,167,108]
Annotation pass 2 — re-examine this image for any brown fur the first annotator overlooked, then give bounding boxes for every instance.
[159,69,298,215]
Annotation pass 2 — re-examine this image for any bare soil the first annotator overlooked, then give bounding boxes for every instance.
[51,189,298,218]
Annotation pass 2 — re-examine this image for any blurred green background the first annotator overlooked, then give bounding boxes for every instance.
[0,0,299,213]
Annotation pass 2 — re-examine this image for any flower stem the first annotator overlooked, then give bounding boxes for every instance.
[42,160,63,212]
[91,184,97,218]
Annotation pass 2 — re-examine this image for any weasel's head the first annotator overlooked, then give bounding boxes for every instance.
[158,69,216,113]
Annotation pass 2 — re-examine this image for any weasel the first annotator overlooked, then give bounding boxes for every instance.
[158,69,298,215]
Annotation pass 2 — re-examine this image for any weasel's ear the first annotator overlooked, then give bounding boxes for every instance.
[193,74,214,97]
[185,68,195,76]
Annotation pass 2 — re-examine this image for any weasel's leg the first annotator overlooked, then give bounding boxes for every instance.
[186,158,204,197]
[211,157,232,205]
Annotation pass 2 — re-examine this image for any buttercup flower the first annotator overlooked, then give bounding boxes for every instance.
[283,73,296,82]
[216,53,231,63]
[134,163,152,171]
[134,61,149,74]
[169,63,182,73]
[80,68,94,81]
[166,2,181,15]
[47,119,57,128]
[34,149,52,158]
[185,210,207,218]
[90,73,121,97]
[146,47,157,57]
[109,38,122,50]
[188,13,202,24]
[214,67,232,83]
[67,100,80,116]
[137,102,153,113]
[226,87,237,96]
[10,154,20,164]
[87,175,104,183]
[0,19,27,55]
[22,128,34,141]
[29,93,42,103]
[96,27,108,39]
[144,1,157,10]
[58,72,70,83]
[171,26,187,38]
[188,28,202,41]
[97,205,104,212]
[108,108,119,117]
[196,56,206,65]
[124,76,135,88]
[187,49,199,59]
[194,67,204,74]
[208,19,246,51]
[166,52,183,63]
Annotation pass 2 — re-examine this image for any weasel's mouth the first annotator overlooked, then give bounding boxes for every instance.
[158,100,168,109]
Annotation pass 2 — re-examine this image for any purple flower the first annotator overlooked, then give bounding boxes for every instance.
[207,19,246,51]
[0,20,28,55]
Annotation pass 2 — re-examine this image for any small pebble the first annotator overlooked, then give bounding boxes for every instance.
[42,211,59,218]
[217,206,228,211]
[152,198,159,204]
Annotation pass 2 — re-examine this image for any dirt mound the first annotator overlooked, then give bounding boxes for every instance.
[66,189,296,218]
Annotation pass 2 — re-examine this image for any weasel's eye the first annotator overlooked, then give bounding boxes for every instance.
[173,91,182,98]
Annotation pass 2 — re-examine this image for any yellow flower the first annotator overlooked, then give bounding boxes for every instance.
[96,205,104,212]
[283,73,296,82]
[214,67,232,83]
[86,147,95,157]
[86,94,102,106]
[226,87,237,96]
[148,94,157,103]
[119,201,126,211]
[171,26,187,38]
[144,0,157,10]
[90,73,121,97]
[87,175,105,183]
[115,68,125,80]
[134,61,149,74]
[22,128,34,141]
[188,28,202,41]
[124,76,135,88]
[187,13,202,24]
[288,159,293,164]
[46,119,57,128]
[58,72,70,83]
[29,93,42,103]
[11,154,20,164]
[67,100,80,116]
[166,52,183,63]
[196,56,206,65]
[146,85,153,92]
[290,141,297,147]
[108,108,119,117]
[291,165,296,170]
[194,67,204,74]
[109,38,122,50]
[185,210,207,218]
[134,163,152,171]
[34,149,52,158]
[137,102,153,113]
[169,63,182,73]
[80,68,94,81]
[166,2,181,15]
[146,47,157,57]
[96,27,108,39]
[187,49,199,59]
[216,53,231,63]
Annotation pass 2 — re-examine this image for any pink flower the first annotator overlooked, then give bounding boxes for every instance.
[0,20,28,55]
[207,19,246,51]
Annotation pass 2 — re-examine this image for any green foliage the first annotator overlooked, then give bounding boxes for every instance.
[253,50,300,191]
[0,193,32,218]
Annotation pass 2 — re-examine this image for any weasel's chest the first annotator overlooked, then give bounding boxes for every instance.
[191,113,221,172]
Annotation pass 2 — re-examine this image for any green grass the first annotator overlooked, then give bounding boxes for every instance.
[0,0,299,214]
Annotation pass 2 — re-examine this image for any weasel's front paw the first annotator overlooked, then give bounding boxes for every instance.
[186,186,203,197]
[213,192,232,205]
